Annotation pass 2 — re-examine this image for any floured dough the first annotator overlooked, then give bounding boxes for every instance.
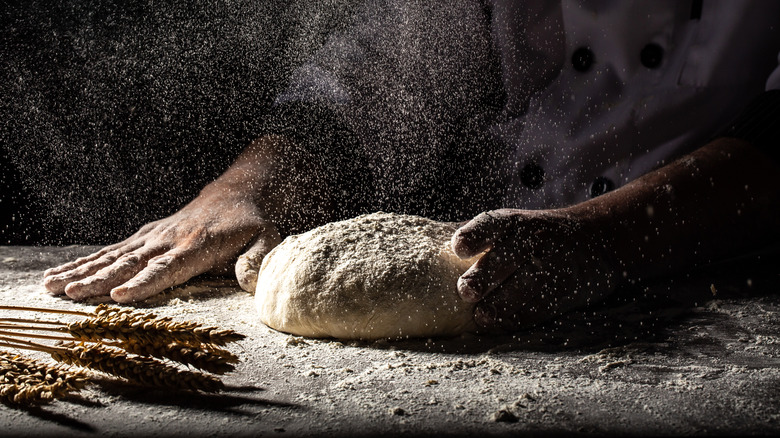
[254,212,480,339]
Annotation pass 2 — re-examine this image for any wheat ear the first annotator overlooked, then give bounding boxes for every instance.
[68,304,245,347]
[50,342,224,392]
[0,350,88,405]
[114,339,238,374]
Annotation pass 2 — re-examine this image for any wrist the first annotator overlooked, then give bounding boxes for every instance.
[559,200,624,285]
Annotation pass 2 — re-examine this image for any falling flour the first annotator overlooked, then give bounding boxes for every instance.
[254,212,480,339]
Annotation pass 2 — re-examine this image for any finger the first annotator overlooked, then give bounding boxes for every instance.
[110,247,206,303]
[43,242,144,294]
[473,271,546,331]
[450,209,519,259]
[43,242,125,277]
[457,241,524,303]
[475,269,563,331]
[63,245,166,301]
[43,223,160,280]
[235,225,282,293]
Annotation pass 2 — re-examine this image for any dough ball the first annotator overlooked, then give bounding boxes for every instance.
[254,212,480,339]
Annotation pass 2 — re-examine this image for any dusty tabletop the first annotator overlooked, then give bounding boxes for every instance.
[1,245,779,437]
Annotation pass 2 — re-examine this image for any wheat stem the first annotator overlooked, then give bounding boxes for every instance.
[0,341,51,354]
[0,335,55,350]
[0,306,90,317]
[0,330,74,343]
[0,323,66,331]
[0,317,66,326]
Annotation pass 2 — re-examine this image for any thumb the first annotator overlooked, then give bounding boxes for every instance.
[235,224,282,293]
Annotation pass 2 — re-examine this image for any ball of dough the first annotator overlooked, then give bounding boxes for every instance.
[254,212,480,339]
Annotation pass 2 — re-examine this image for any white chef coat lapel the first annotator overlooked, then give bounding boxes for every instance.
[492,0,780,210]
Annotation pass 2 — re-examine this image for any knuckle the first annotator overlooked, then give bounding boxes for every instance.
[59,269,84,281]
[148,254,175,267]
[117,252,140,263]
[474,211,495,226]
[101,250,123,263]
[157,226,175,240]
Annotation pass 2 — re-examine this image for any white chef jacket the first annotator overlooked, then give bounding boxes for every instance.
[491,0,780,209]
[272,0,780,213]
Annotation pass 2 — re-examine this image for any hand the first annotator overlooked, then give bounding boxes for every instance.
[43,189,281,303]
[450,208,618,332]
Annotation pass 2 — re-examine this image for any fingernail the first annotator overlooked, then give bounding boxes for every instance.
[110,286,128,300]
[458,277,482,302]
[64,283,87,301]
[474,303,497,328]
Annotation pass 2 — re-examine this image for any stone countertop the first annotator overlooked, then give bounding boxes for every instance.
[0,245,779,437]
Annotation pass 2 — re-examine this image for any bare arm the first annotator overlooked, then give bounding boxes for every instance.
[43,134,335,303]
[452,138,780,331]
[580,138,780,283]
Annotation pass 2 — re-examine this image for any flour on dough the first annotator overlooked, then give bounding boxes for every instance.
[254,212,480,339]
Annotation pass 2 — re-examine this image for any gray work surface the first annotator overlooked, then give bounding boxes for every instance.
[1,245,779,437]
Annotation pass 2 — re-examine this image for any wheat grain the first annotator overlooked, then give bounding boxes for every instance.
[68,304,245,347]
[0,350,87,387]
[0,381,84,405]
[116,340,238,374]
[0,305,242,396]
[0,383,50,405]
[51,342,224,392]
[0,350,88,405]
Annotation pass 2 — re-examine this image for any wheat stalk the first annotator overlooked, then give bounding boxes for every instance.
[0,304,244,397]
[0,324,238,374]
[50,342,224,392]
[68,304,245,347]
[113,339,239,374]
[0,328,72,342]
[0,305,89,317]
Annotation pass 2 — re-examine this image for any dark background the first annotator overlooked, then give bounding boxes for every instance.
[1,0,357,245]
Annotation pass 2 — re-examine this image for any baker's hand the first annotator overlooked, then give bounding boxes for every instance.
[43,189,281,303]
[451,208,618,332]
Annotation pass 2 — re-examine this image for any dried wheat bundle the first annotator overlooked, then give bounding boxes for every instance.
[0,304,245,403]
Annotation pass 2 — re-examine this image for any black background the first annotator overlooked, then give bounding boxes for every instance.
[1,0,356,245]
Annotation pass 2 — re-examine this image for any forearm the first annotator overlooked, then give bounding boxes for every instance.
[198,134,336,235]
[569,138,780,283]
[201,134,286,203]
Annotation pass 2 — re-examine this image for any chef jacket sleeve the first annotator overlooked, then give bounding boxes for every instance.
[721,52,780,163]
